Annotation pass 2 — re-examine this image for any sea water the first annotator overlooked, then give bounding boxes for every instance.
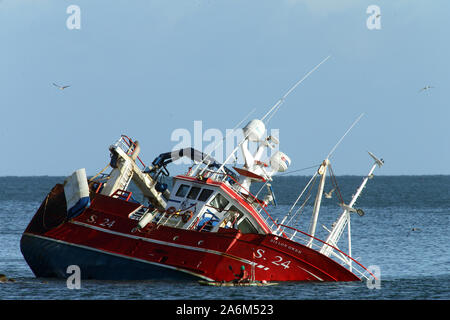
[0,176,449,300]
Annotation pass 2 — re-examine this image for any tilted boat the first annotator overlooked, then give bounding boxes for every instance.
[20,59,384,283]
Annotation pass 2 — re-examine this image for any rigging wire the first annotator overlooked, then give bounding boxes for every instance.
[286,174,318,227]
[253,163,320,198]
[277,164,321,176]
[278,170,319,228]
[328,164,344,204]
[88,164,110,182]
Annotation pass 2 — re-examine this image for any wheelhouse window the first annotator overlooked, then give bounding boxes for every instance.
[187,186,201,200]
[197,189,213,202]
[225,206,262,234]
[237,218,258,234]
[175,184,190,197]
[219,206,242,228]
[227,206,242,222]
[209,193,229,212]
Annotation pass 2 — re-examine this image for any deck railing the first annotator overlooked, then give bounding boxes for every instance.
[113,135,147,172]
[278,224,375,281]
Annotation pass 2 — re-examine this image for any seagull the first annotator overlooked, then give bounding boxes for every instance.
[419,85,434,93]
[324,188,335,199]
[53,83,71,90]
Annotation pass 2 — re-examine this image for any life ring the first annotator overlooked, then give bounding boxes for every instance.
[166,206,177,215]
[182,210,193,223]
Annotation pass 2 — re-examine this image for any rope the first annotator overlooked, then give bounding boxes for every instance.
[178,203,197,213]
[88,164,110,182]
[328,164,344,204]
[277,164,321,176]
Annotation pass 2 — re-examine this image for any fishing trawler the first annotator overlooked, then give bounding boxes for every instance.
[20,58,383,283]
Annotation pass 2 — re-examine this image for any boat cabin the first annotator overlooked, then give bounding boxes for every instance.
[102,129,286,236]
[148,175,270,234]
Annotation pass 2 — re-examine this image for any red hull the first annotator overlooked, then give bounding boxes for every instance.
[21,185,360,282]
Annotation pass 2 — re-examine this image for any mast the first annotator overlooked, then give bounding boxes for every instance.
[279,113,365,236]
[307,159,329,248]
[347,206,352,272]
[320,152,384,258]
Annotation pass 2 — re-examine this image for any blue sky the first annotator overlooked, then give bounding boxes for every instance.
[1,0,449,176]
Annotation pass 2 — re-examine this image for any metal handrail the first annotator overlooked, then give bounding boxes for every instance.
[116,135,147,171]
[223,174,283,235]
[278,224,376,280]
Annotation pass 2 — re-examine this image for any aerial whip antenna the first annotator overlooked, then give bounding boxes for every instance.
[326,113,364,160]
[277,112,365,236]
[262,55,331,124]
[217,55,332,171]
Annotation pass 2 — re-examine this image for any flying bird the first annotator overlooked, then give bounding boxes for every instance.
[324,188,335,199]
[419,85,434,93]
[53,83,71,90]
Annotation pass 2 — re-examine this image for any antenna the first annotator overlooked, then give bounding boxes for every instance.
[368,151,384,167]
[217,56,332,172]
[191,108,257,174]
[326,113,364,160]
[262,55,331,124]
[277,113,364,235]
